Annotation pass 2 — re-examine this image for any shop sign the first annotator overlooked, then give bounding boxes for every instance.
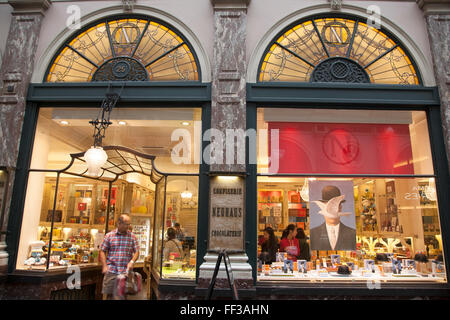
[208,175,245,251]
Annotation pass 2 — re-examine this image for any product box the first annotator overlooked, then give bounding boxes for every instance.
[284,260,294,272]
[432,260,445,275]
[331,255,340,266]
[364,259,375,271]
[392,259,402,274]
[297,260,307,273]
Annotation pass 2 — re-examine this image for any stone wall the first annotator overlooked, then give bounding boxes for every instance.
[418,0,450,171]
[0,0,51,281]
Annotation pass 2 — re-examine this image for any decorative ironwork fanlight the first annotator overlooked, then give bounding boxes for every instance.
[259,15,420,84]
[45,16,199,82]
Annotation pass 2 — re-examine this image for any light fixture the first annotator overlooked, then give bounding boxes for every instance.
[181,180,192,199]
[181,190,193,199]
[118,121,127,126]
[181,121,190,126]
[60,120,69,125]
[85,85,123,177]
[84,146,108,177]
[217,175,238,181]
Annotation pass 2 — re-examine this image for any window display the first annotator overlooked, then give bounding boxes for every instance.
[161,176,199,280]
[257,108,446,283]
[17,107,201,276]
[131,217,151,263]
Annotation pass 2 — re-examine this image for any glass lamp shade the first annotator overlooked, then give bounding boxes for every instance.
[84,146,108,177]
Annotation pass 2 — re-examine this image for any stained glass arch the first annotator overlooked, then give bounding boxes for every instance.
[45,15,200,82]
[258,14,421,85]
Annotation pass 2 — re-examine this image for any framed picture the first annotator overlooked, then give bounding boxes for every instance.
[309,180,356,251]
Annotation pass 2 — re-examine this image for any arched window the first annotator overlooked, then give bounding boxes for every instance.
[45,15,200,82]
[258,15,420,85]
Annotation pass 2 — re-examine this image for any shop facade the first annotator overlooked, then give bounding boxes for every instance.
[0,0,449,299]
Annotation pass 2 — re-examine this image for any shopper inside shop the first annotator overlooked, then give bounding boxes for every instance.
[260,227,279,264]
[174,222,185,242]
[296,228,311,261]
[163,227,184,262]
[279,224,300,261]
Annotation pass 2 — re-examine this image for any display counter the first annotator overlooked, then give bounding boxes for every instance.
[5,265,103,299]
[258,270,446,283]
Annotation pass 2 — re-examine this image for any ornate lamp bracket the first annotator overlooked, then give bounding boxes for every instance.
[89,84,124,147]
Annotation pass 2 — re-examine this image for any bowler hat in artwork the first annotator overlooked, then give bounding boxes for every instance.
[320,185,345,203]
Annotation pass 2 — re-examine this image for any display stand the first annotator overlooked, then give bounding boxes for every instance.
[205,249,239,300]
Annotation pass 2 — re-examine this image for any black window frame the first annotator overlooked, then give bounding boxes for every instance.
[245,82,450,296]
[7,82,211,284]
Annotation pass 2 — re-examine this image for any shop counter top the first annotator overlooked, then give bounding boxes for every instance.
[258,271,446,283]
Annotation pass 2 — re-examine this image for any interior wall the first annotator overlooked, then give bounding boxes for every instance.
[395,179,426,251]
[16,123,50,268]
[410,112,434,175]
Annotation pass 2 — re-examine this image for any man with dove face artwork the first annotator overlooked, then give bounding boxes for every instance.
[309,183,357,251]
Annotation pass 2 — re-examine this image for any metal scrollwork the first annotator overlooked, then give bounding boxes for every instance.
[93,57,149,81]
[311,57,370,83]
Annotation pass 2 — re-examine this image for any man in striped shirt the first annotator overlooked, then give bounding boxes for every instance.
[100,214,139,300]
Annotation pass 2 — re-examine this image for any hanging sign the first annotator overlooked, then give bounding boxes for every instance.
[208,175,245,251]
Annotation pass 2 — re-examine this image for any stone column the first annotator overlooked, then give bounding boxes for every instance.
[417,0,450,170]
[0,0,52,277]
[197,0,253,293]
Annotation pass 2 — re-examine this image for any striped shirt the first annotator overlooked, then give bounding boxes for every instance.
[100,229,139,274]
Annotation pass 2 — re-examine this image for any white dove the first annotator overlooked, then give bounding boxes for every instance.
[312,194,352,219]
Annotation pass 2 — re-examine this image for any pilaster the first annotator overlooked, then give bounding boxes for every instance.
[417,0,450,171]
[198,0,253,294]
[0,0,52,277]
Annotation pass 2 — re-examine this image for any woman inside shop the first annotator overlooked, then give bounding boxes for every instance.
[279,224,300,261]
[296,228,311,261]
[163,227,184,262]
[260,227,279,264]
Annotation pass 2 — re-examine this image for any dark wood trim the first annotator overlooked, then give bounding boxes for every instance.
[196,103,211,281]
[427,107,450,282]
[247,83,440,107]
[27,82,211,104]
